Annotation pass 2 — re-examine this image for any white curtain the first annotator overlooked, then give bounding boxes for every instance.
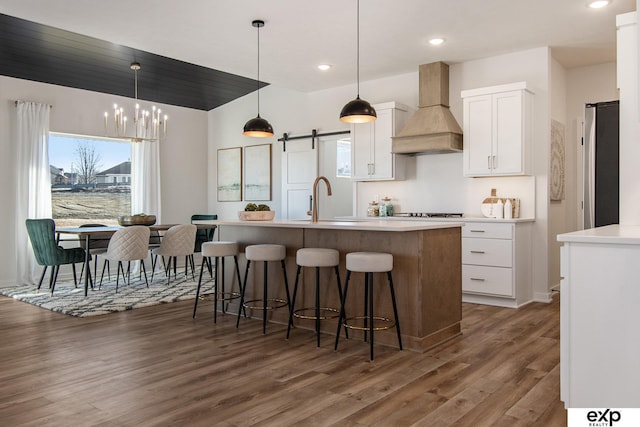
[15,101,53,285]
[131,140,162,223]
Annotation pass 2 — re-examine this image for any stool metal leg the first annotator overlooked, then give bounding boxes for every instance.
[387,271,403,351]
[334,270,351,351]
[221,258,226,314]
[363,273,369,342]
[334,266,349,340]
[236,260,251,328]
[193,256,207,318]
[214,256,220,323]
[281,260,292,314]
[368,272,375,361]
[262,261,268,335]
[234,256,247,318]
[286,265,302,339]
[315,266,321,347]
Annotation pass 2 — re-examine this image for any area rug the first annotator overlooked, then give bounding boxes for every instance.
[0,274,215,318]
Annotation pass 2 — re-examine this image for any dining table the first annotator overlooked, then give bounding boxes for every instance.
[56,223,217,296]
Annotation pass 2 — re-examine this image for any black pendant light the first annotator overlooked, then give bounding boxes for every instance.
[243,19,274,137]
[340,0,376,124]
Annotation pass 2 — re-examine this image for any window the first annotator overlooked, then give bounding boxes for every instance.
[336,138,351,177]
[49,133,132,227]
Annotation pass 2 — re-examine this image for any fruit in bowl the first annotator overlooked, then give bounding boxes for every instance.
[118,214,156,226]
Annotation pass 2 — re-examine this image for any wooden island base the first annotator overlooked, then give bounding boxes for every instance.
[216,220,462,353]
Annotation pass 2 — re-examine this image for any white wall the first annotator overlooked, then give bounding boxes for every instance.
[0,76,208,286]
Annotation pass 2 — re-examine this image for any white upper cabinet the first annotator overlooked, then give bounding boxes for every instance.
[462,82,534,177]
[351,102,409,181]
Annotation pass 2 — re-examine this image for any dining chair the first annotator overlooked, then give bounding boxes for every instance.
[25,218,86,295]
[151,224,197,285]
[191,214,217,251]
[79,223,112,287]
[100,226,151,292]
[148,229,163,276]
[191,214,217,278]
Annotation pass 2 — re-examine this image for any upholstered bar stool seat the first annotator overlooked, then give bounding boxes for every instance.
[193,241,242,322]
[286,248,345,347]
[334,252,402,361]
[297,248,339,268]
[246,244,286,262]
[236,244,291,334]
[346,252,393,273]
[203,241,238,258]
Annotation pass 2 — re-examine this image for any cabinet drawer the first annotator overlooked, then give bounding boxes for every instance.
[462,265,513,297]
[463,222,513,239]
[462,238,512,267]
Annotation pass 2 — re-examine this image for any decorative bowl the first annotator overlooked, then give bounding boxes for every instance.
[238,211,275,221]
[118,214,156,226]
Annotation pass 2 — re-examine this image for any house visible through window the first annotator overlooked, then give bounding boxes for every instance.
[49,133,132,227]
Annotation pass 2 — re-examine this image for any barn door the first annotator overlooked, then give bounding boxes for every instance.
[281,140,318,219]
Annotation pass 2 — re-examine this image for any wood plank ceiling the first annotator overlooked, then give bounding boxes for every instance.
[0,13,266,111]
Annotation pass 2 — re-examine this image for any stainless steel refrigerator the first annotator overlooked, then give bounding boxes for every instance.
[583,100,619,229]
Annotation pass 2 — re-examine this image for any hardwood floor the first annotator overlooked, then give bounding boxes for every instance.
[0,292,566,426]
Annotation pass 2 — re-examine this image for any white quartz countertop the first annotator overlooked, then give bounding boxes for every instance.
[211,219,463,232]
[336,216,535,223]
[557,224,640,245]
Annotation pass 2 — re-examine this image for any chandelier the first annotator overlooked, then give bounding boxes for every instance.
[103,62,168,142]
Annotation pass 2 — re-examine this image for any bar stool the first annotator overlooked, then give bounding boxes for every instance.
[334,252,402,361]
[236,244,291,334]
[193,241,243,323]
[286,248,345,347]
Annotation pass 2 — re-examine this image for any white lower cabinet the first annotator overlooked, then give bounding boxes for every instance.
[461,221,532,308]
[462,265,513,297]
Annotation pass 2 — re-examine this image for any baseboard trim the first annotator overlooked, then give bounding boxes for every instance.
[533,291,553,303]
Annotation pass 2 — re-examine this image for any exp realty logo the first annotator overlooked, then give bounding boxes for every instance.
[569,408,640,427]
[586,409,621,426]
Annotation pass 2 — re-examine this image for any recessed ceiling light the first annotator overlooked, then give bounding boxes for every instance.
[317,64,332,71]
[588,0,610,8]
[429,38,445,46]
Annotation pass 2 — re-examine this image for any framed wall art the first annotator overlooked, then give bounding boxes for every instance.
[550,119,565,201]
[243,144,272,201]
[217,147,242,201]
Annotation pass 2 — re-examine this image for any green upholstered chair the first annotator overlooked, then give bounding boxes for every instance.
[191,214,217,253]
[25,218,86,295]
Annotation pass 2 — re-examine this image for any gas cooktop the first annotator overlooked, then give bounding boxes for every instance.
[394,212,464,218]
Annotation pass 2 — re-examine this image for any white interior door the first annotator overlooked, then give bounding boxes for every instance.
[281,140,318,219]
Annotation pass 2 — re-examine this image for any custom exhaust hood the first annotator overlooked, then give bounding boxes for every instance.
[392,62,463,154]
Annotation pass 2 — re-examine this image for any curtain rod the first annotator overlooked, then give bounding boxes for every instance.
[277,129,350,152]
[14,100,53,108]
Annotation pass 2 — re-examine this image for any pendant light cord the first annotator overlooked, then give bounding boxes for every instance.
[356,0,360,98]
[257,22,261,116]
[134,68,138,100]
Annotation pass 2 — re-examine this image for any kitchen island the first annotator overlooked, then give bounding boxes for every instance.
[558,225,640,407]
[212,219,463,352]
